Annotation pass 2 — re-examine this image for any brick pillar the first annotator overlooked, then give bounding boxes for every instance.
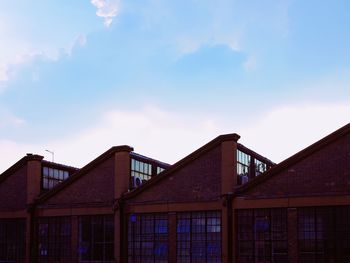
[221,136,239,263]
[221,205,229,263]
[71,216,78,263]
[26,154,43,263]
[288,208,298,263]
[169,212,177,263]
[222,194,234,263]
[25,213,32,263]
[114,146,133,263]
[232,208,236,263]
[221,140,237,195]
[26,154,43,204]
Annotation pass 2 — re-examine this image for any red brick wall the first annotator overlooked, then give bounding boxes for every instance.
[127,145,222,204]
[0,165,27,211]
[42,156,116,206]
[244,133,350,198]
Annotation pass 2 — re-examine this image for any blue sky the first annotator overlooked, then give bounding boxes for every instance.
[0,0,349,172]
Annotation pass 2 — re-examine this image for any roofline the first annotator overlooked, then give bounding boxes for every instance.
[235,122,350,194]
[237,143,275,166]
[41,160,80,172]
[122,133,241,200]
[130,152,171,168]
[0,154,44,184]
[37,145,133,203]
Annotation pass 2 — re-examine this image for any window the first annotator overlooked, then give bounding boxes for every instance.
[237,150,269,185]
[254,159,267,176]
[128,213,168,263]
[79,215,114,263]
[42,166,70,190]
[298,206,350,263]
[237,150,251,185]
[237,209,287,263]
[37,217,71,263]
[0,219,25,263]
[131,159,153,188]
[177,211,221,263]
[157,166,165,174]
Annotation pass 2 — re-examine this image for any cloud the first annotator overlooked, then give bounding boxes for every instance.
[67,35,87,56]
[0,52,42,86]
[91,0,120,27]
[0,52,55,89]
[0,110,26,128]
[0,65,9,82]
[0,106,220,173]
[237,104,350,163]
[0,34,88,89]
[0,140,40,173]
[1,104,349,174]
[243,55,257,71]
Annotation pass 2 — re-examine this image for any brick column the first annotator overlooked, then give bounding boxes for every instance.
[221,205,228,263]
[114,146,133,263]
[25,213,32,263]
[221,141,237,195]
[71,216,78,263]
[26,154,43,263]
[169,212,177,263]
[288,208,298,263]
[221,137,239,263]
[26,155,43,204]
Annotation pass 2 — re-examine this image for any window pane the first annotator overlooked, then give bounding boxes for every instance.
[0,219,26,263]
[78,215,114,262]
[128,213,168,263]
[177,211,221,263]
[237,209,287,263]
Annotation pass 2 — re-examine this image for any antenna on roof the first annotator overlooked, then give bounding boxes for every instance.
[45,149,54,162]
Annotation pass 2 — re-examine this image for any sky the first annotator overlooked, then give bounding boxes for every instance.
[0,0,350,172]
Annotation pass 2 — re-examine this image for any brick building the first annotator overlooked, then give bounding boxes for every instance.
[0,123,349,263]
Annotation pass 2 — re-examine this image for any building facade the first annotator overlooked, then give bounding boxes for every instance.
[0,123,349,263]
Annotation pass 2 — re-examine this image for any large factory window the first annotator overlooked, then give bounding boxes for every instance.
[237,208,287,263]
[78,215,114,263]
[128,213,168,263]
[37,217,71,263]
[177,211,221,263]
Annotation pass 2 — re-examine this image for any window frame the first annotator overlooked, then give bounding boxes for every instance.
[78,215,114,263]
[176,211,222,263]
[37,216,71,263]
[128,213,169,263]
[236,208,288,263]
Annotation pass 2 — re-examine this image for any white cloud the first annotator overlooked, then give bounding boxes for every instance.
[0,52,55,89]
[0,104,349,174]
[66,35,87,56]
[91,0,120,27]
[237,104,350,163]
[0,34,88,88]
[0,110,26,128]
[0,140,41,173]
[0,64,9,82]
[243,55,257,71]
[0,106,220,173]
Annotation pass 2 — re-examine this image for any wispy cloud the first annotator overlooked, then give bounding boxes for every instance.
[91,0,120,27]
[243,55,257,71]
[0,105,220,172]
[0,52,43,86]
[0,34,88,89]
[0,109,26,128]
[237,104,350,162]
[67,35,87,56]
[1,103,349,174]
